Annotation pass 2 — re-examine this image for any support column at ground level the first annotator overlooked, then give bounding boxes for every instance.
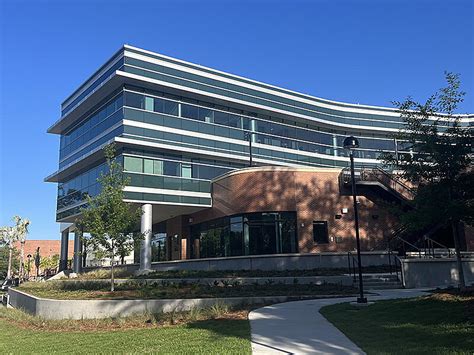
[73,231,83,274]
[59,229,69,271]
[140,204,153,272]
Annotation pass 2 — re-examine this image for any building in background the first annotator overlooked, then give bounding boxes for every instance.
[45,45,474,272]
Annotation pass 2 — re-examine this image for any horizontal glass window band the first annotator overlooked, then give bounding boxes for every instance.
[57,204,85,221]
[123,191,211,206]
[59,126,124,169]
[123,92,397,152]
[62,59,124,117]
[124,173,211,193]
[60,106,124,160]
[123,155,235,181]
[123,58,404,125]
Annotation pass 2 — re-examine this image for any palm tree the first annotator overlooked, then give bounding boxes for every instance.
[13,216,30,280]
[0,226,16,279]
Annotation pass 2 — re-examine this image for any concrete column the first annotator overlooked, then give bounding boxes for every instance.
[73,231,83,273]
[139,204,153,272]
[250,119,257,142]
[59,229,69,271]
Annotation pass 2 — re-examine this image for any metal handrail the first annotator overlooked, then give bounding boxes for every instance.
[423,236,452,258]
[374,167,415,194]
[391,233,422,258]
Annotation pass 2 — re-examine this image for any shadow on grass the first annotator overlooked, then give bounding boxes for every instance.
[185,319,251,342]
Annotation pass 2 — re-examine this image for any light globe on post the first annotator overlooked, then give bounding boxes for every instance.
[343,136,359,150]
[344,135,367,304]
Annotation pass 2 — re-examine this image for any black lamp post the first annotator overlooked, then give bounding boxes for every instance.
[26,254,32,280]
[244,131,253,167]
[343,136,367,304]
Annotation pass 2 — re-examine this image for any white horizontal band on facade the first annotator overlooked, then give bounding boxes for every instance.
[123,199,212,208]
[45,138,115,182]
[123,186,211,198]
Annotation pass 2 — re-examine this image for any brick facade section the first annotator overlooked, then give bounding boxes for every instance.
[13,240,74,259]
[187,167,398,254]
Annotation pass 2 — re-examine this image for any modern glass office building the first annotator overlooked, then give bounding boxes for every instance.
[46,45,473,272]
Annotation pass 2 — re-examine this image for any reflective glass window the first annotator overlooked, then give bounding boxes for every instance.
[124,156,143,172]
[145,96,154,111]
[181,163,192,178]
[143,159,154,174]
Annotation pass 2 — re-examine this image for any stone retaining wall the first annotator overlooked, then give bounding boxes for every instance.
[401,258,474,288]
[83,251,394,274]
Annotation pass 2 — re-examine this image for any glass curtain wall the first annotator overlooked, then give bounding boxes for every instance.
[191,211,297,258]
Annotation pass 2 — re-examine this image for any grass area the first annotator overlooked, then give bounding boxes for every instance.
[18,280,357,300]
[320,290,474,354]
[78,265,394,280]
[0,305,251,354]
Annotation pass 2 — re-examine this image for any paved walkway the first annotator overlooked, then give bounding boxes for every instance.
[249,289,430,354]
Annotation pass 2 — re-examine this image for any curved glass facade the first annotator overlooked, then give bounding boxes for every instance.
[191,212,298,258]
[49,45,472,224]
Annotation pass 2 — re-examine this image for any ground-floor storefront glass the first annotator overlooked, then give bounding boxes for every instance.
[190,211,297,258]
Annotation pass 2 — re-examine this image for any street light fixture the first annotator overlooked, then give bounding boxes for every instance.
[343,136,367,304]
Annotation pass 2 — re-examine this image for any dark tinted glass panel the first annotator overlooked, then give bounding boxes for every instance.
[313,221,329,244]
[125,92,144,109]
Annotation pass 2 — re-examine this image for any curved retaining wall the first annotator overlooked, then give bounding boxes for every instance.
[7,288,341,320]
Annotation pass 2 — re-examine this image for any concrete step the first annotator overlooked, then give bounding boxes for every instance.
[352,273,402,289]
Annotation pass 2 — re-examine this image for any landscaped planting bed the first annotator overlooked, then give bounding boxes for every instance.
[77,265,395,280]
[18,280,357,300]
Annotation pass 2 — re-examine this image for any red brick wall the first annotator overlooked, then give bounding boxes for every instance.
[188,167,398,254]
[13,240,74,259]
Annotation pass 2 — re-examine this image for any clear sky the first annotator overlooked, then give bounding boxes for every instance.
[0,0,472,240]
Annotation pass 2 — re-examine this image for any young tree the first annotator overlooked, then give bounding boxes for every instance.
[78,143,142,291]
[381,72,473,289]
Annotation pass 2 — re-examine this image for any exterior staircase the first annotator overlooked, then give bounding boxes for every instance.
[355,273,403,290]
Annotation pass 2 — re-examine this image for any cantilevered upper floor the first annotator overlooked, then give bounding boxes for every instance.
[45,45,473,223]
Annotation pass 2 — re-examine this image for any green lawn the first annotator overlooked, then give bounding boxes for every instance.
[320,293,474,354]
[0,307,251,354]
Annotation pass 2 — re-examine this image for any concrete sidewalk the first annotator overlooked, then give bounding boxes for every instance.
[249,289,430,354]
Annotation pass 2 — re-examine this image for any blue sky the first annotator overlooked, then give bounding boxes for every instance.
[0,0,472,240]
